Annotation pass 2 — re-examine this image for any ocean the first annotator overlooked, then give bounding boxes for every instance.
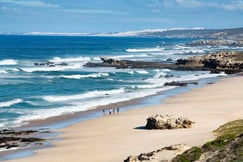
[0,35,241,129]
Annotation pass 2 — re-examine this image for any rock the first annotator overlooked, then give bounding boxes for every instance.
[0,129,46,151]
[145,115,193,130]
[6,143,19,149]
[33,61,68,67]
[0,129,38,136]
[164,81,198,87]
[176,51,243,74]
[124,155,139,162]
[86,51,243,74]
[124,143,191,162]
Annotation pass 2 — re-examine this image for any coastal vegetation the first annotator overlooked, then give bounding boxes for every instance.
[172,119,243,162]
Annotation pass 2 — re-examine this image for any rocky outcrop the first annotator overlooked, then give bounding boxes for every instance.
[176,51,243,74]
[187,40,243,47]
[0,129,46,151]
[145,115,193,130]
[100,57,127,66]
[85,57,210,71]
[85,51,243,74]
[124,144,190,162]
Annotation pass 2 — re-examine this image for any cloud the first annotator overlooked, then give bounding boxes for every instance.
[59,9,127,15]
[216,1,243,11]
[175,0,202,8]
[0,0,60,8]
[148,0,243,11]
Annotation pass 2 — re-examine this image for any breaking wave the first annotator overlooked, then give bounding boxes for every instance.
[126,47,164,53]
[42,88,125,102]
[60,73,109,79]
[0,59,18,65]
[0,99,23,108]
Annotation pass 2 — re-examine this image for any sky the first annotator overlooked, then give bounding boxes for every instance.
[0,0,243,33]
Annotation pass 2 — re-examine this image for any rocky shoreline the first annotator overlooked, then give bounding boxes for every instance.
[85,51,243,74]
[186,40,243,46]
[0,129,48,153]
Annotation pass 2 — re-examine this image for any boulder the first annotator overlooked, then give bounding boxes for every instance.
[145,115,193,130]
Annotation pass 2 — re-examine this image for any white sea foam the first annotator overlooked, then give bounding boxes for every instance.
[20,64,83,73]
[126,47,163,53]
[112,54,150,60]
[0,99,23,108]
[20,66,67,73]
[14,87,175,124]
[0,69,8,74]
[10,72,226,126]
[136,70,149,74]
[60,73,109,79]
[42,88,125,102]
[50,56,91,63]
[178,72,227,81]
[0,59,18,65]
[127,71,134,75]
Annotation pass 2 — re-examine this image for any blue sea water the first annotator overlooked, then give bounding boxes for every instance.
[0,35,241,129]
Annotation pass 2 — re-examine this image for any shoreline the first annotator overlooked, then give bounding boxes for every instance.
[0,75,221,161]
[1,75,243,161]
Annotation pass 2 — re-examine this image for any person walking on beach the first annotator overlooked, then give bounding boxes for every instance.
[102,108,106,115]
[109,109,112,115]
[117,107,119,114]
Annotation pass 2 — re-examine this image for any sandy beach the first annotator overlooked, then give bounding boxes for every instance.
[5,76,243,162]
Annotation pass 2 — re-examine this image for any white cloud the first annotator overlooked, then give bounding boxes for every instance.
[0,5,23,14]
[59,9,127,15]
[148,0,243,11]
[0,0,60,8]
[175,0,202,8]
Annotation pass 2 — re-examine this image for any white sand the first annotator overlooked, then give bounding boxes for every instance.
[7,76,243,162]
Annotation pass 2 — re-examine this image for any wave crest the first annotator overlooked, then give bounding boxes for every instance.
[60,73,109,79]
[0,59,18,65]
[42,88,125,102]
[0,99,23,108]
[126,47,163,53]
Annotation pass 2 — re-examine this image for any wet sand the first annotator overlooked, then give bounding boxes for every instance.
[5,76,243,162]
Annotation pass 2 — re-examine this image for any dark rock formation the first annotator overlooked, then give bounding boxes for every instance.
[164,81,198,87]
[145,115,193,130]
[176,51,243,74]
[187,40,243,47]
[85,51,243,74]
[85,57,210,71]
[0,129,45,150]
[0,129,38,136]
[34,61,68,67]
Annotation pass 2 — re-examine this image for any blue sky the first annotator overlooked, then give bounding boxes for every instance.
[0,0,243,33]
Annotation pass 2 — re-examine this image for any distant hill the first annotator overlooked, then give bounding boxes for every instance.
[1,27,243,40]
[141,28,243,40]
[100,27,243,40]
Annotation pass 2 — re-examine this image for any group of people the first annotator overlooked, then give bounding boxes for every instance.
[102,107,119,115]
